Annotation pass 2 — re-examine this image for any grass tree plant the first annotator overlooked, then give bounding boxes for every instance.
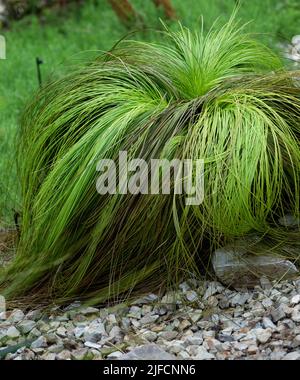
[1,15,299,307]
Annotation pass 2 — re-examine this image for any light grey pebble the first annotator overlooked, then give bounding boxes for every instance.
[255,328,272,344]
[270,350,287,360]
[36,321,50,333]
[262,317,276,330]
[134,294,158,304]
[158,331,178,341]
[185,290,198,302]
[71,348,90,360]
[194,346,215,360]
[291,294,300,305]
[48,343,64,353]
[118,344,176,360]
[31,336,47,349]
[184,335,203,346]
[186,345,201,356]
[6,326,20,339]
[41,352,56,360]
[177,351,191,359]
[83,323,106,343]
[121,317,131,330]
[73,326,85,339]
[262,298,273,308]
[283,351,300,360]
[56,350,71,360]
[80,307,99,315]
[28,328,41,338]
[107,351,124,359]
[291,305,300,322]
[56,326,67,338]
[7,310,24,323]
[179,282,190,292]
[84,341,101,349]
[167,341,185,354]
[26,310,42,321]
[230,293,250,306]
[189,311,202,323]
[292,335,300,348]
[128,306,141,319]
[142,331,157,342]
[140,314,159,325]
[17,320,36,334]
[271,305,286,322]
[109,326,123,342]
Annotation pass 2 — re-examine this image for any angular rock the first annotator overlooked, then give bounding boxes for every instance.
[283,351,300,360]
[117,344,176,360]
[17,320,36,334]
[185,345,200,356]
[48,343,64,353]
[291,306,300,322]
[7,309,24,323]
[158,331,178,341]
[79,307,99,315]
[212,247,298,287]
[128,306,141,319]
[31,336,47,349]
[291,294,300,305]
[262,317,276,330]
[107,351,124,359]
[56,326,67,338]
[6,326,20,339]
[292,335,300,348]
[184,335,203,346]
[203,282,223,299]
[255,328,272,344]
[83,323,106,343]
[167,340,185,354]
[73,326,85,339]
[40,352,56,360]
[142,331,157,342]
[194,347,215,360]
[28,328,41,339]
[185,290,198,302]
[71,348,90,360]
[270,350,286,360]
[230,293,250,306]
[26,310,42,321]
[262,298,273,308]
[56,350,71,360]
[84,341,101,349]
[133,294,158,304]
[271,305,286,322]
[140,314,159,325]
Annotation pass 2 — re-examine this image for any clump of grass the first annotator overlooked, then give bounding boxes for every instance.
[1,15,299,307]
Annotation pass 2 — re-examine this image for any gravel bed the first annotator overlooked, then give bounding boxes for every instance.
[1,278,300,360]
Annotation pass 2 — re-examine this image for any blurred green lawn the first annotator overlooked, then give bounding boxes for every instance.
[0,0,300,225]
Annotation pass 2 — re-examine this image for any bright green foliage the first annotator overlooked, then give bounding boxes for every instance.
[1,17,299,306]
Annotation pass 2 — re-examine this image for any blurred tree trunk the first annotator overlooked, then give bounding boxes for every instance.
[153,0,176,20]
[108,0,137,24]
